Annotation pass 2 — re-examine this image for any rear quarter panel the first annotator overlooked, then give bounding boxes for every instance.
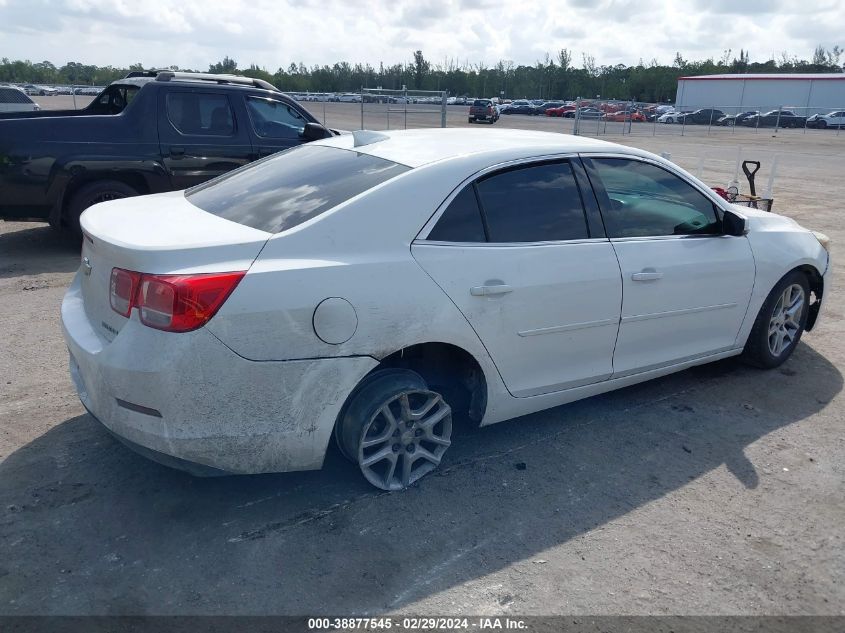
[205,161,511,421]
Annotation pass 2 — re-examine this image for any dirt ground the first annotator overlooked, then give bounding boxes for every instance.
[1,101,843,616]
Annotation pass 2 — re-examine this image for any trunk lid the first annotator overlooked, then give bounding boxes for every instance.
[79,191,270,341]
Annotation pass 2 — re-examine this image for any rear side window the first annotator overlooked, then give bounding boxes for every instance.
[167,93,234,136]
[427,187,486,242]
[476,162,589,242]
[186,145,410,233]
[427,161,590,243]
[0,88,32,104]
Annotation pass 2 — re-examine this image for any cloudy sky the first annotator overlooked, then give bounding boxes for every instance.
[1,0,843,70]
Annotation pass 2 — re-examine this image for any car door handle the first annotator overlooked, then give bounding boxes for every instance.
[631,271,663,281]
[470,284,513,296]
[170,146,185,158]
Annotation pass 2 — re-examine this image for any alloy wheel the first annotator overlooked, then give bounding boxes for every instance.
[767,283,805,357]
[357,390,451,491]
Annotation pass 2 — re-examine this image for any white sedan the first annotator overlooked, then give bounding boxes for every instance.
[658,110,685,123]
[62,129,830,490]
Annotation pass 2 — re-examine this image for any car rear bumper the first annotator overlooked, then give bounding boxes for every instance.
[62,272,377,475]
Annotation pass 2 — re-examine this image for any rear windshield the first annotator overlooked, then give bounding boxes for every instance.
[186,145,410,233]
[473,100,491,107]
[0,87,33,104]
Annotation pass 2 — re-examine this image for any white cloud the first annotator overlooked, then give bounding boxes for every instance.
[0,0,841,71]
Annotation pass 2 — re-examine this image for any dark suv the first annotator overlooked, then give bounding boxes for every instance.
[468,99,499,124]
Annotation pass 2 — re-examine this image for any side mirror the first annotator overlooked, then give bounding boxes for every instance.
[302,122,333,141]
[722,208,747,236]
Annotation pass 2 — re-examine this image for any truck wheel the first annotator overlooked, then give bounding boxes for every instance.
[66,180,139,236]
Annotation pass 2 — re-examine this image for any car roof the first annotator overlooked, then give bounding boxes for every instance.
[316,128,649,169]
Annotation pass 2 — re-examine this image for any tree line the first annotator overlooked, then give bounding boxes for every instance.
[2,46,842,103]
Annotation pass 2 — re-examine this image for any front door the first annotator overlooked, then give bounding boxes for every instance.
[412,159,622,398]
[583,156,755,377]
[158,90,253,190]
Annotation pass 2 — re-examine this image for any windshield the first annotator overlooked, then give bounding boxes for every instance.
[186,145,410,233]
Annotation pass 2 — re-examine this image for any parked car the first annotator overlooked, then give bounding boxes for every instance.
[535,101,565,114]
[602,111,646,123]
[502,99,534,115]
[22,83,58,96]
[657,110,686,123]
[0,85,40,113]
[564,107,603,119]
[468,99,499,124]
[0,70,335,233]
[716,111,759,126]
[546,104,575,117]
[675,109,725,125]
[741,110,807,128]
[62,128,830,490]
[338,93,362,103]
[806,111,845,129]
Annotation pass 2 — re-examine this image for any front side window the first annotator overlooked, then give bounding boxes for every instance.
[186,145,409,233]
[166,93,234,136]
[245,96,307,139]
[588,158,721,238]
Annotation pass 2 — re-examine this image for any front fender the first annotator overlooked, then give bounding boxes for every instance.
[735,224,828,347]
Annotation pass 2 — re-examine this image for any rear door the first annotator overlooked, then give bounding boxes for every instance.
[158,89,253,190]
[412,158,622,398]
[583,156,755,377]
[241,94,313,158]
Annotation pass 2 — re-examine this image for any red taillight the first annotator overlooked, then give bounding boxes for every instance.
[109,268,245,333]
[110,268,140,317]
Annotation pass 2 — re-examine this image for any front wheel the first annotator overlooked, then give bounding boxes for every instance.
[742,271,810,368]
[336,369,453,491]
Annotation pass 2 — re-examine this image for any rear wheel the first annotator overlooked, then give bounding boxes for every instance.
[66,180,139,236]
[742,271,810,368]
[336,369,453,491]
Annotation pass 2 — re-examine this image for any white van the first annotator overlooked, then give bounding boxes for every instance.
[0,86,40,113]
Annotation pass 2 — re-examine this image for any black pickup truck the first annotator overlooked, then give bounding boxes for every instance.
[0,71,334,232]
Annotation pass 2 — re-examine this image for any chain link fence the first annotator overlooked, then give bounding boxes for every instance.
[359,88,447,130]
[563,99,845,138]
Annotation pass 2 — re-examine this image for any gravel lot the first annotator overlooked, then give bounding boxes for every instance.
[1,100,843,616]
